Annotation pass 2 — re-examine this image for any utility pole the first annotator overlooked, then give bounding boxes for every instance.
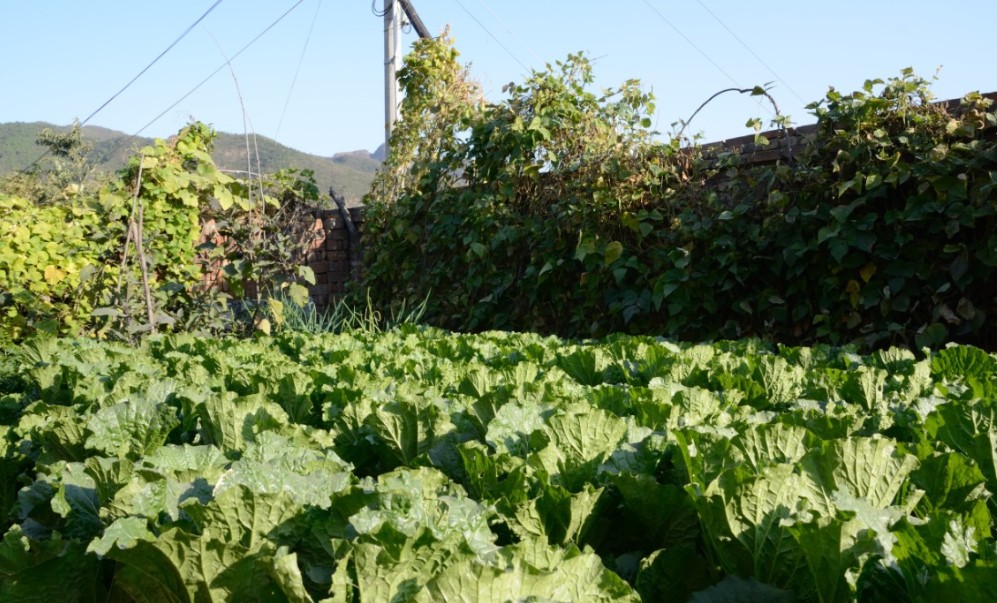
[382,0,432,162]
[383,0,402,160]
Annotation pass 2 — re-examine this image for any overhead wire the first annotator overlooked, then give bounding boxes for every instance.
[371,0,388,18]
[18,0,225,173]
[695,0,806,104]
[79,0,225,128]
[640,0,740,88]
[476,0,542,66]
[452,0,530,73]
[101,0,307,160]
[276,0,323,138]
[641,0,775,122]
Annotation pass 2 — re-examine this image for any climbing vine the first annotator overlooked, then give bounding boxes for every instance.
[0,122,322,343]
[361,36,997,350]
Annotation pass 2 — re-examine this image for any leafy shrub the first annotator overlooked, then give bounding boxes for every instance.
[360,37,997,350]
[1,123,326,342]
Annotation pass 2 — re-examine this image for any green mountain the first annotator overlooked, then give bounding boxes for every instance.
[0,122,381,205]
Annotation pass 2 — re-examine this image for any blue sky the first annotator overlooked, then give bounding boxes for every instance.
[3,1,995,157]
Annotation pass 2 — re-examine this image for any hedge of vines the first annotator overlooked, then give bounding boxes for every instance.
[360,36,997,350]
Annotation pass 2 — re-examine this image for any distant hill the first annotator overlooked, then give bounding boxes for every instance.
[0,122,380,205]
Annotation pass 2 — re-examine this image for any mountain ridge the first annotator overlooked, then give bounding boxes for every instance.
[0,121,381,205]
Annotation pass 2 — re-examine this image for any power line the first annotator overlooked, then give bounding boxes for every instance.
[695,0,806,104]
[103,0,307,159]
[18,1,224,173]
[641,0,776,125]
[452,0,530,72]
[476,0,542,66]
[276,0,323,138]
[640,0,740,88]
[80,0,224,127]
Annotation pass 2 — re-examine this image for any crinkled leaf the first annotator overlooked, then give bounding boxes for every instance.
[800,436,919,509]
[17,402,88,462]
[420,539,640,602]
[213,432,353,508]
[927,398,997,500]
[458,441,534,504]
[182,485,301,553]
[485,400,551,457]
[532,404,628,490]
[731,423,817,471]
[366,398,445,468]
[85,396,179,460]
[196,392,291,455]
[612,473,700,550]
[510,483,606,546]
[49,462,103,540]
[695,464,814,591]
[910,451,991,536]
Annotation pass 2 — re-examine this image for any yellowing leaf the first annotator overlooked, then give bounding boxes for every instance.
[287,283,310,307]
[846,279,861,308]
[604,241,624,266]
[269,299,285,327]
[859,262,877,283]
[214,187,235,210]
[43,265,67,285]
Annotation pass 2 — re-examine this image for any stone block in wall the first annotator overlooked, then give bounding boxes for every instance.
[310,258,328,274]
[744,148,786,163]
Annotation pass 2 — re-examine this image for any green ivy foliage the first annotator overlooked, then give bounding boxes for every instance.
[0,195,117,341]
[0,122,320,343]
[360,39,997,350]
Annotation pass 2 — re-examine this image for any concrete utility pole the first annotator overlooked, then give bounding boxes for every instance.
[382,0,432,162]
[383,0,402,160]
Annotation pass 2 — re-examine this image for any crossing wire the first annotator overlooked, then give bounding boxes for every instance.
[101,0,307,160]
[476,0,542,66]
[452,0,530,72]
[641,0,776,122]
[19,0,225,173]
[695,0,806,103]
[641,0,740,88]
[276,0,324,138]
[80,0,225,128]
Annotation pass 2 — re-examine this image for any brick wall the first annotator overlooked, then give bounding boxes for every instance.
[302,206,363,309]
[199,205,362,311]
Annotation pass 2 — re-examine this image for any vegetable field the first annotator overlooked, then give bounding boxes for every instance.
[2,328,997,601]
